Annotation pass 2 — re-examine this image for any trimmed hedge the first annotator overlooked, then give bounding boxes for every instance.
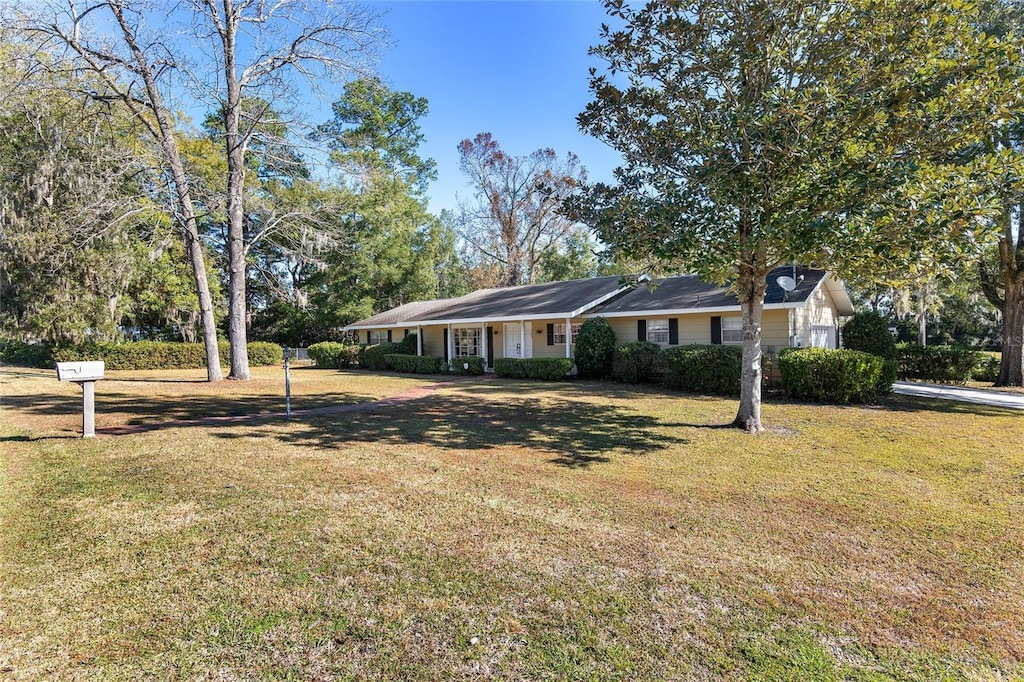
[452,356,485,376]
[361,342,402,370]
[308,342,361,369]
[494,357,573,381]
[0,339,54,368]
[385,354,449,374]
[661,344,742,396]
[612,340,662,384]
[47,341,281,370]
[574,317,616,379]
[897,344,982,385]
[779,347,888,404]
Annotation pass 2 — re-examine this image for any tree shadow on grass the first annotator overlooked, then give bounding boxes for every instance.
[215,393,691,468]
[0,390,386,427]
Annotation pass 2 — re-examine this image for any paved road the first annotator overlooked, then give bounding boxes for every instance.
[893,381,1024,411]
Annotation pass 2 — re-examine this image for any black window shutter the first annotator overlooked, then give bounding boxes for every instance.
[547,323,555,346]
[443,328,449,362]
[486,326,494,369]
[637,319,647,341]
[711,316,722,344]
[668,318,679,345]
[387,329,392,343]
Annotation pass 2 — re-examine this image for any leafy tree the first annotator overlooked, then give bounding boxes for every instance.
[0,47,168,343]
[457,133,587,287]
[973,0,1024,385]
[317,78,437,194]
[19,0,383,380]
[572,0,1019,431]
[536,228,601,283]
[304,81,452,330]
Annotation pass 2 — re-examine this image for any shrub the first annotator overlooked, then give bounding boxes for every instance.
[779,347,888,403]
[361,342,401,371]
[242,342,283,367]
[452,356,485,376]
[0,339,54,368]
[494,357,573,381]
[842,311,897,360]
[396,332,418,356]
[574,317,616,379]
[661,344,742,396]
[308,342,360,369]
[973,352,1000,383]
[612,340,662,384]
[386,354,450,374]
[48,341,280,370]
[897,344,983,385]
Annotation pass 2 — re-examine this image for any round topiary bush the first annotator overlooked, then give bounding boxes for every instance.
[842,311,896,360]
[574,317,616,379]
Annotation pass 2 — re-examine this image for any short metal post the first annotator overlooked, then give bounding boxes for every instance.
[284,347,292,419]
[81,381,96,438]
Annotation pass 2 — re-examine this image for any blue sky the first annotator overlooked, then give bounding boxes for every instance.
[367,0,624,214]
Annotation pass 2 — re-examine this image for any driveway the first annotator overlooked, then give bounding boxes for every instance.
[893,381,1024,411]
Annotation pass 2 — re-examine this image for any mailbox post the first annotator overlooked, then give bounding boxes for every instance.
[55,361,105,438]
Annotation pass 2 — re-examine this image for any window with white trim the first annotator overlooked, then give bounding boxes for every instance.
[721,316,743,344]
[454,327,481,357]
[367,330,388,345]
[553,323,581,345]
[647,319,670,344]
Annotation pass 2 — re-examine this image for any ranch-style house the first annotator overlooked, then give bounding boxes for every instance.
[344,266,855,369]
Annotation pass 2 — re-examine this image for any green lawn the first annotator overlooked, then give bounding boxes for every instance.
[1,365,1021,680]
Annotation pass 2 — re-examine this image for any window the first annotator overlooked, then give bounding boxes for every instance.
[647,319,670,344]
[552,323,581,345]
[368,330,388,345]
[454,327,481,357]
[721,317,743,344]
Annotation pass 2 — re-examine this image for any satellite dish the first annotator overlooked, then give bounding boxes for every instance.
[776,275,797,292]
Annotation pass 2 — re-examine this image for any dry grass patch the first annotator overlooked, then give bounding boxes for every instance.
[0,368,1021,679]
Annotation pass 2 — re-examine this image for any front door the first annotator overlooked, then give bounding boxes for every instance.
[503,323,522,358]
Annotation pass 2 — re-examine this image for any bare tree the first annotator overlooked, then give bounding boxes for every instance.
[457,133,587,287]
[17,0,383,379]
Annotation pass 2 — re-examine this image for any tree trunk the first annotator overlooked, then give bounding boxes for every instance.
[733,261,768,433]
[164,140,222,382]
[222,12,250,381]
[998,276,1024,386]
[105,3,223,382]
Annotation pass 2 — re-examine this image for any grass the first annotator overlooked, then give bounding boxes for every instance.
[1,365,1022,680]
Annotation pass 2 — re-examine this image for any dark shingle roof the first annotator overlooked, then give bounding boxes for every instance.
[346,267,839,328]
[587,267,826,315]
[408,276,626,322]
[346,276,628,328]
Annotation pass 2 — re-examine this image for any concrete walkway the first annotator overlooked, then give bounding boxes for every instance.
[893,381,1024,411]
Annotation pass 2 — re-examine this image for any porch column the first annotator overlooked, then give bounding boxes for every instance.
[519,321,526,359]
[447,323,454,363]
[480,323,487,364]
[565,316,572,358]
[416,325,422,356]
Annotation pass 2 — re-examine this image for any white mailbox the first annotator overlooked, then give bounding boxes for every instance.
[55,361,104,438]
[56,361,105,382]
